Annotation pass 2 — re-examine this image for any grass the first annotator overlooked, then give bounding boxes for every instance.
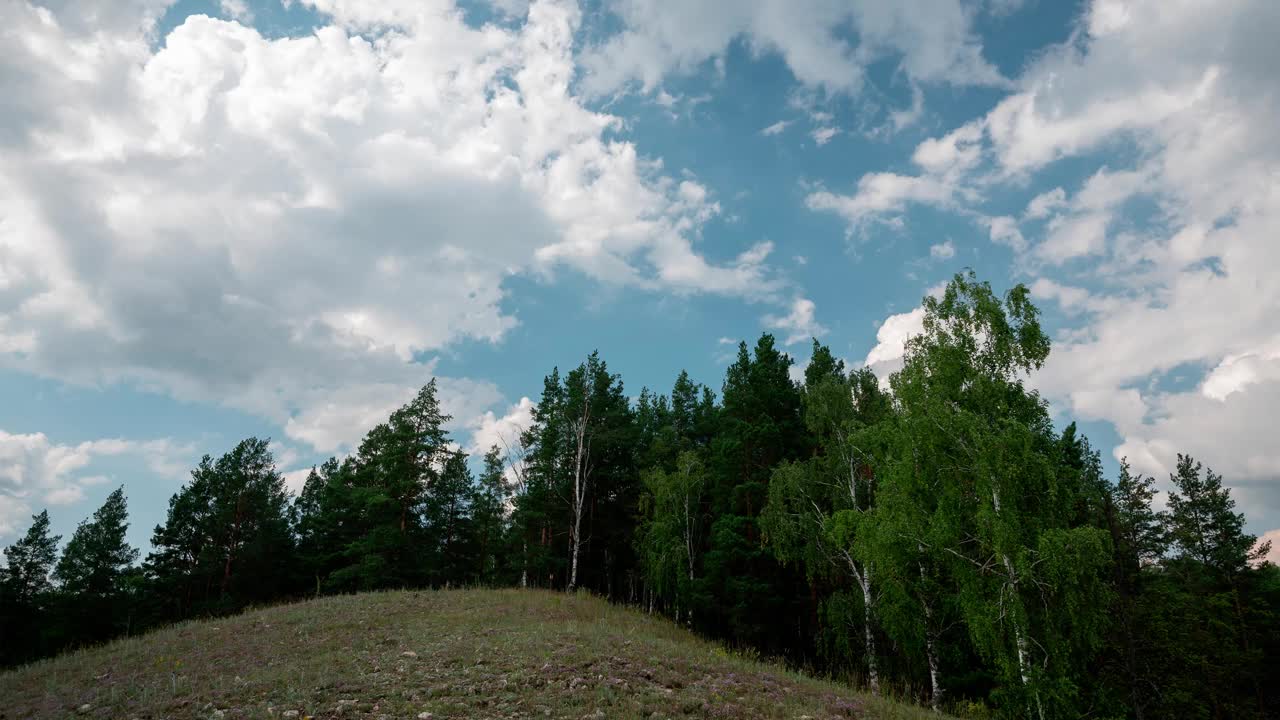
[0,588,944,719]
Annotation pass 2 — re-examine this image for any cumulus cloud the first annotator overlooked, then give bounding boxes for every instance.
[983,215,1027,252]
[0,0,786,454]
[862,307,925,381]
[806,121,983,232]
[0,430,192,540]
[1024,187,1067,220]
[577,0,1005,98]
[467,396,537,457]
[763,297,827,346]
[930,240,956,260]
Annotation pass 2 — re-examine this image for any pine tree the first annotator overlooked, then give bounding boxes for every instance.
[146,439,293,615]
[423,450,475,587]
[1156,455,1268,719]
[701,335,808,654]
[1166,454,1266,577]
[54,488,139,645]
[327,382,453,590]
[471,446,510,585]
[2,510,60,606]
[1,510,61,665]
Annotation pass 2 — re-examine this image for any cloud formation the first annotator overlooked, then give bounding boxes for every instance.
[578,0,1006,98]
[0,0,785,455]
[836,0,1280,530]
[0,430,192,537]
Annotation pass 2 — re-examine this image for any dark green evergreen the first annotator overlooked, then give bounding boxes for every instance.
[53,488,139,646]
[0,510,60,664]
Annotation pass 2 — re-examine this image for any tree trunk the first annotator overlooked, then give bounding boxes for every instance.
[220,494,245,599]
[520,540,528,588]
[992,487,1044,720]
[568,394,592,592]
[918,555,943,712]
[858,568,880,695]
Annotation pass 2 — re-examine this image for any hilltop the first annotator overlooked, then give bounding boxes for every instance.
[0,589,937,720]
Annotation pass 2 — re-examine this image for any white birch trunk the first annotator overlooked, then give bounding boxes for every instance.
[858,567,880,695]
[918,552,942,712]
[567,389,592,592]
[520,540,528,588]
[992,486,1044,720]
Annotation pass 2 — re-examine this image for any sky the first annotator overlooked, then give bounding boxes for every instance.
[1,0,1278,561]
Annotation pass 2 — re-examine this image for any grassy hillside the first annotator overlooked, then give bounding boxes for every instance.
[0,589,940,720]
[0,589,942,717]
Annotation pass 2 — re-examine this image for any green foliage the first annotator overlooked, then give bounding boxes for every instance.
[0,510,61,664]
[54,487,140,645]
[471,446,511,585]
[146,438,293,615]
[637,450,706,609]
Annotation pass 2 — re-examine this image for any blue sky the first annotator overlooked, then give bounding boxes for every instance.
[2,0,1278,560]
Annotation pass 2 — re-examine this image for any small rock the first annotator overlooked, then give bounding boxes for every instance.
[283,712,300,719]
[401,651,418,658]
[417,713,433,719]
[77,705,91,714]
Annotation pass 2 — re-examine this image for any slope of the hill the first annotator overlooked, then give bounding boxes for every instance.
[0,589,939,720]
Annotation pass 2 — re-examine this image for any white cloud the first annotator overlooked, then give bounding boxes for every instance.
[0,430,193,540]
[1029,278,1094,313]
[760,120,790,136]
[810,127,839,146]
[1258,529,1280,566]
[983,215,1027,252]
[863,306,925,380]
[282,468,312,496]
[887,83,925,133]
[1024,187,1066,219]
[1200,340,1280,402]
[763,297,827,346]
[911,122,984,175]
[0,0,785,454]
[807,121,983,231]
[807,174,954,230]
[929,240,956,260]
[467,396,536,456]
[577,0,1005,98]
[1039,213,1110,263]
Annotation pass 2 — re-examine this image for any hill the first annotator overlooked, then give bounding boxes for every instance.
[0,589,939,720]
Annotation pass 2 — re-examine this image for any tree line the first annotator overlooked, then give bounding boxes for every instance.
[1,272,1276,719]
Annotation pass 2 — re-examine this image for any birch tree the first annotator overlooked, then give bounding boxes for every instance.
[565,365,595,592]
[880,272,1110,718]
[638,450,706,617]
[762,344,891,694]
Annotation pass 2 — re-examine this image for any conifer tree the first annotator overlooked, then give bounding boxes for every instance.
[146,439,292,614]
[0,510,61,664]
[55,488,139,644]
[702,335,808,653]
[471,446,510,585]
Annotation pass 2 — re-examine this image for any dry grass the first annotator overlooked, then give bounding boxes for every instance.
[0,588,943,720]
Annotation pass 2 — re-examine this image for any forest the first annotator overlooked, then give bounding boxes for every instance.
[2,272,1276,719]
